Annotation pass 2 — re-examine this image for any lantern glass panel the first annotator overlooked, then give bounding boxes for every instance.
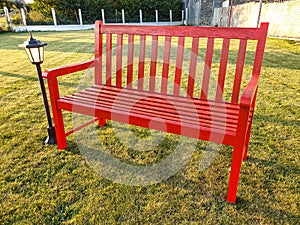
[25,47,44,63]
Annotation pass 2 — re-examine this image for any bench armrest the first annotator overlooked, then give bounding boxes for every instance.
[43,60,95,79]
[240,75,259,108]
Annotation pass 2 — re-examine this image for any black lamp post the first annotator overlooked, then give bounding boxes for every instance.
[19,33,57,145]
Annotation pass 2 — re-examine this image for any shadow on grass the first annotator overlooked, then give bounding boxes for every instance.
[254,114,300,127]
[0,71,37,82]
[0,71,76,87]
[1,34,299,70]
[65,140,81,155]
[46,120,299,223]
[239,155,299,221]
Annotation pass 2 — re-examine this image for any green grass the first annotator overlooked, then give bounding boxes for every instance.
[0,31,299,224]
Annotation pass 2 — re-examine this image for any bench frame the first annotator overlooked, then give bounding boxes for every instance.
[43,21,268,203]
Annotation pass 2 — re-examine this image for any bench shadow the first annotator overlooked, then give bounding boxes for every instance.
[64,140,81,155]
[53,121,298,223]
[164,154,298,222]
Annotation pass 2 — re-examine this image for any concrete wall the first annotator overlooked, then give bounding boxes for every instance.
[213,0,300,38]
[14,25,95,32]
[13,21,183,32]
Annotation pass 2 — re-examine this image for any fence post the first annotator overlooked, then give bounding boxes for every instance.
[170,10,173,25]
[182,10,184,24]
[257,0,263,28]
[139,9,143,24]
[228,0,232,27]
[211,0,215,25]
[195,1,201,25]
[185,8,188,25]
[3,7,13,31]
[101,9,105,24]
[155,10,158,25]
[122,9,125,24]
[78,9,83,26]
[21,8,27,26]
[51,8,57,26]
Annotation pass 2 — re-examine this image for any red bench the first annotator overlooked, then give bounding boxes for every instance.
[43,21,268,203]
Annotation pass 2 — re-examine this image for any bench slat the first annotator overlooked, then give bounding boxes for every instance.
[201,37,214,100]
[149,35,158,92]
[106,33,112,85]
[231,39,247,104]
[138,35,146,90]
[94,25,102,84]
[127,34,134,88]
[173,36,185,96]
[187,37,199,98]
[116,34,123,87]
[216,38,230,102]
[161,36,171,94]
[101,25,260,40]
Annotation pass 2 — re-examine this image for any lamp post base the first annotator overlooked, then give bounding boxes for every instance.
[43,126,57,145]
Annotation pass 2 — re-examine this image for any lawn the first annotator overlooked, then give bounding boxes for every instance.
[0,30,299,224]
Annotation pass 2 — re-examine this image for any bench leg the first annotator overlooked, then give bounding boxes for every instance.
[243,119,253,161]
[52,108,67,150]
[97,118,106,126]
[226,107,249,203]
[226,142,244,203]
[47,77,67,150]
[244,91,257,161]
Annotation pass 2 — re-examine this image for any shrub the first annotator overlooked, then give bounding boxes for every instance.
[27,11,53,25]
[30,0,182,24]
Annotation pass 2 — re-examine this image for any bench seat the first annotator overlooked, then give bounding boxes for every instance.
[58,84,252,146]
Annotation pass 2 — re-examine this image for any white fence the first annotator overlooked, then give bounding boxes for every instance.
[2,7,183,32]
[4,2,299,38]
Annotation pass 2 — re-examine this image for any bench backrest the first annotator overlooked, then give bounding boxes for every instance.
[94,21,268,104]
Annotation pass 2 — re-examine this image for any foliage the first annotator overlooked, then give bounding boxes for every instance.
[0,13,7,31]
[114,0,182,22]
[27,10,53,25]
[0,0,24,10]
[30,0,182,24]
[9,11,22,25]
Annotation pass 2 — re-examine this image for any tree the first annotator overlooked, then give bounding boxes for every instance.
[31,0,56,18]
[30,0,181,24]
[1,0,25,10]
